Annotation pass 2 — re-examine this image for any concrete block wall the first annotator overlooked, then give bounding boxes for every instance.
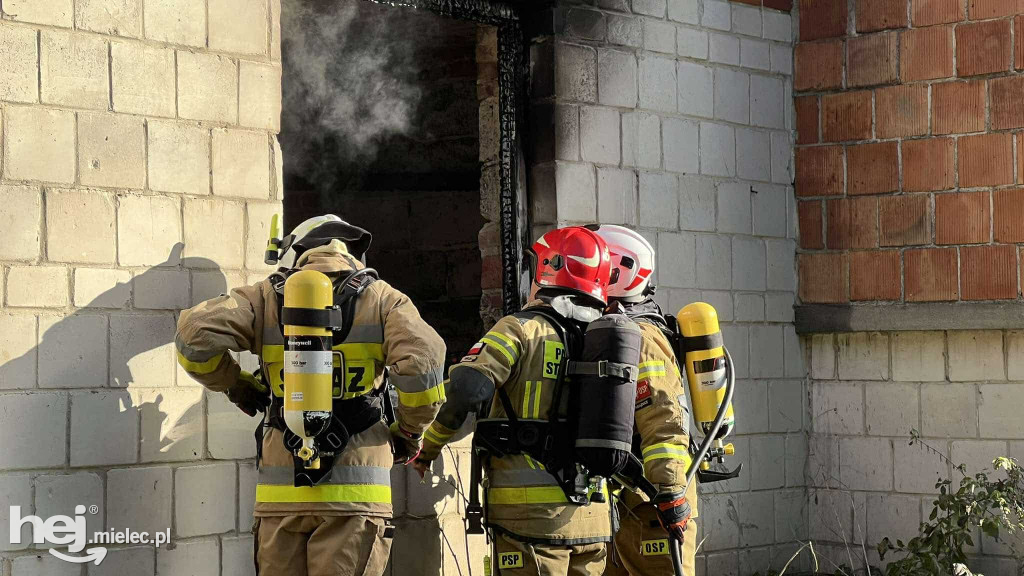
[0,1,282,575]
[530,0,807,571]
[806,330,1024,573]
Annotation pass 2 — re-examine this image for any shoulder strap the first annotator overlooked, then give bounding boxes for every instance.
[514,307,584,357]
[332,268,379,343]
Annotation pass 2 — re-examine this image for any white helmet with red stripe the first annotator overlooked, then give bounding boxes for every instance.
[591,225,655,302]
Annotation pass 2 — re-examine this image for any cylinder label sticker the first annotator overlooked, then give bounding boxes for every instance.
[290,392,304,402]
[285,336,332,374]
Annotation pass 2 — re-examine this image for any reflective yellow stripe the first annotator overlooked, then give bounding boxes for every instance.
[255,484,391,503]
[481,335,516,364]
[487,486,569,505]
[642,443,693,468]
[638,361,667,379]
[176,351,224,375]
[423,422,455,446]
[532,381,542,418]
[398,385,445,408]
[487,331,519,355]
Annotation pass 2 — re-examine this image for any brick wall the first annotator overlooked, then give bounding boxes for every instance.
[0,0,281,574]
[794,0,1024,304]
[530,0,808,571]
[806,331,1024,572]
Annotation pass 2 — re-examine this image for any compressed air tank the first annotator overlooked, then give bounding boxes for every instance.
[677,302,734,439]
[574,313,643,477]
[283,270,335,469]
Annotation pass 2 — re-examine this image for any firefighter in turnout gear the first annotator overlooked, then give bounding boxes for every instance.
[414,226,618,576]
[592,225,698,576]
[175,214,446,576]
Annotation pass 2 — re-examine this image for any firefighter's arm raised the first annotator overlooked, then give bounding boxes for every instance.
[378,282,447,438]
[418,316,522,461]
[175,283,264,394]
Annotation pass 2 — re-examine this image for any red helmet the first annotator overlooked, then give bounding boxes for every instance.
[531,226,612,305]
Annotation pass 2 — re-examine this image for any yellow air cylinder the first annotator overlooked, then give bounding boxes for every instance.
[283,270,335,469]
[677,302,734,439]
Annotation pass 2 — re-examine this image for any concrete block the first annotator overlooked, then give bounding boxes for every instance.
[175,464,236,536]
[668,0,698,23]
[240,61,282,131]
[677,27,708,59]
[71,390,138,466]
[763,11,792,42]
[771,44,793,76]
[894,440,948,493]
[695,234,731,289]
[678,175,715,232]
[35,473,104,539]
[705,551,737,575]
[111,41,174,117]
[6,266,68,307]
[657,232,696,288]
[732,378,769,435]
[246,202,283,271]
[0,186,40,261]
[79,113,146,188]
[676,61,713,118]
[786,433,808,487]
[948,330,1004,382]
[709,33,740,65]
[0,314,37,389]
[812,382,864,435]
[766,237,796,290]
[774,489,808,542]
[1006,331,1024,379]
[622,111,661,169]
[213,129,271,200]
[597,167,637,225]
[223,535,256,576]
[579,107,620,165]
[607,15,642,48]
[749,435,785,490]
[921,383,977,438]
[76,0,141,37]
[750,324,784,377]
[785,81,793,129]
[699,122,735,177]
[639,172,678,229]
[740,38,771,70]
[892,331,945,382]
[738,491,775,546]
[0,25,39,103]
[0,393,67,469]
[751,74,785,129]
[714,68,750,124]
[118,195,182,267]
[11,555,80,576]
[700,494,740,551]
[644,19,675,54]
[178,51,238,123]
[184,198,246,269]
[865,382,919,436]
[841,437,893,491]
[632,0,665,16]
[737,128,770,182]
[784,325,804,377]
[208,391,258,459]
[638,54,676,113]
[732,4,762,36]
[89,546,154,576]
[769,379,803,432]
[598,49,636,108]
[554,162,596,222]
[837,333,890,381]
[978,384,1024,439]
[2,0,72,26]
[555,43,597,102]
[74,268,131,308]
[110,314,175,387]
[770,131,792,185]
[665,287,701,316]
[239,462,256,530]
[192,270,241,307]
[40,30,108,110]
[149,120,210,196]
[810,334,835,379]
[663,117,699,173]
[702,0,731,30]
[47,188,116,265]
[209,0,268,55]
[137,388,204,462]
[731,236,765,291]
[952,440,1009,478]
[39,315,107,388]
[133,269,189,310]
[0,474,34,551]
[766,291,795,322]
[144,0,205,46]
[734,293,764,321]
[721,324,749,378]
[807,436,839,488]
[3,106,75,183]
[157,538,219,576]
[866,493,921,545]
[552,104,580,162]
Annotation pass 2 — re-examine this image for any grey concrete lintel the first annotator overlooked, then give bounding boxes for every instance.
[795,302,1024,334]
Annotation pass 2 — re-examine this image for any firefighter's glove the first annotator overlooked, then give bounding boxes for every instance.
[654,490,691,542]
[225,371,269,417]
[390,422,422,465]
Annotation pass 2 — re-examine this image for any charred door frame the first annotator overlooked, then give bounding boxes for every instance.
[362,0,529,315]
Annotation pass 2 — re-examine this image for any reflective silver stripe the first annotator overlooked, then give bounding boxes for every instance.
[257,465,392,486]
[575,439,634,452]
[173,336,223,362]
[481,334,519,363]
[344,324,384,343]
[391,367,443,393]
[488,467,559,487]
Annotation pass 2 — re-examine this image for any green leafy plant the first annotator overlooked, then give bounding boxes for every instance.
[878,432,1024,576]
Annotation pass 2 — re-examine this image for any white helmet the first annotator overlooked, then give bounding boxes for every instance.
[276,214,372,269]
[591,225,655,302]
